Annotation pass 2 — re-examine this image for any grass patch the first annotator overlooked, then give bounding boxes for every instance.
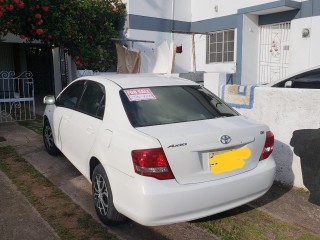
[0,146,117,240]
[194,205,320,240]
[18,114,43,135]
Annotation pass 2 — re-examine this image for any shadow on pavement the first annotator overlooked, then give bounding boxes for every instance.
[290,129,320,206]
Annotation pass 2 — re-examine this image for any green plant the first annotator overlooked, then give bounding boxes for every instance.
[0,0,126,71]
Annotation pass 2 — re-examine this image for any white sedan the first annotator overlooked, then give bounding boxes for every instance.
[43,74,275,226]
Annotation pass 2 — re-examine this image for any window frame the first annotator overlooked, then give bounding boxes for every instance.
[207,29,235,64]
[77,81,106,120]
[56,80,106,120]
[56,80,86,110]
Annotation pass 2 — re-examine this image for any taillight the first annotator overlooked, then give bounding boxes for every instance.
[260,131,274,160]
[132,148,174,180]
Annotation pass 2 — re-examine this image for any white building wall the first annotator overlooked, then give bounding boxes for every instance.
[126,0,320,80]
[194,32,237,74]
[127,0,191,21]
[125,0,193,73]
[289,16,320,75]
[241,14,260,85]
[190,0,300,21]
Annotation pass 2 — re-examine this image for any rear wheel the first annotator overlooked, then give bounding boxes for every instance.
[43,119,60,156]
[92,164,125,225]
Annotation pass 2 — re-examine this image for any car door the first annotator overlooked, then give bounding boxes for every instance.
[65,81,105,175]
[53,80,86,157]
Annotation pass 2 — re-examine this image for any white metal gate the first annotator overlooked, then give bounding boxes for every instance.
[258,22,290,84]
[0,71,35,123]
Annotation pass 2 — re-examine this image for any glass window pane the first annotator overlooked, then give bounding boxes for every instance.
[210,33,217,44]
[210,43,217,53]
[228,42,234,52]
[217,53,222,62]
[217,43,223,52]
[223,52,228,62]
[210,53,216,62]
[224,42,228,51]
[78,82,105,118]
[57,81,85,109]
[120,86,238,127]
[228,30,235,40]
[228,52,234,61]
[217,32,223,42]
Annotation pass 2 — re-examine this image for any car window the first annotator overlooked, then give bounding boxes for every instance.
[293,70,320,89]
[120,85,238,127]
[78,81,105,119]
[56,81,85,109]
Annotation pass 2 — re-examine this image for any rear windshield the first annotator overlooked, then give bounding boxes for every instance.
[120,85,238,127]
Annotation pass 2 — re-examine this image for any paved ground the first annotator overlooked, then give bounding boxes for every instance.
[0,121,320,239]
[0,122,216,240]
[0,171,59,240]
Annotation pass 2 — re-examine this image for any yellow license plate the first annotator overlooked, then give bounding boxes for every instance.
[208,148,251,174]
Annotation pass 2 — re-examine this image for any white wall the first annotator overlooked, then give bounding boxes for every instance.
[191,0,292,21]
[203,72,227,96]
[125,0,193,73]
[235,87,320,189]
[194,32,237,73]
[127,0,191,21]
[241,14,259,85]
[52,48,62,96]
[288,16,320,75]
[198,75,320,189]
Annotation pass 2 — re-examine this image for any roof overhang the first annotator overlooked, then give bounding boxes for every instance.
[238,0,301,15]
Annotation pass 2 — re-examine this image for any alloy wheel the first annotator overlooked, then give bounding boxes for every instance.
[93,174,109,216]
[44,124,54,150]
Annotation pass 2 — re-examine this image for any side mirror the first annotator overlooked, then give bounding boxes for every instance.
[284,80,293,88]
[43,95,56,105]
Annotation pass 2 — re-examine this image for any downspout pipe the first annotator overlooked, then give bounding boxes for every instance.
[171,0,175,42]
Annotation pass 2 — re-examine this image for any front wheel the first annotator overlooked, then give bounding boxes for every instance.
[92,164,125,225]
[43,119,60,156]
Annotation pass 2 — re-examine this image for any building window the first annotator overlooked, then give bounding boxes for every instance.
[207,29,235,63]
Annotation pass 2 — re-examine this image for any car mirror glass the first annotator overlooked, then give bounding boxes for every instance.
[43,95,56,105]
[284,80,293,88]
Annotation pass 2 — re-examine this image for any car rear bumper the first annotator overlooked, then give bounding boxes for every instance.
[107,156,276,226]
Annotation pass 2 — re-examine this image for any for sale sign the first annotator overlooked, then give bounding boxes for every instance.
[124,88,157,102]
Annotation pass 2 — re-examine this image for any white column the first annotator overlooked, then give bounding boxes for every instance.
[52,48,62,96]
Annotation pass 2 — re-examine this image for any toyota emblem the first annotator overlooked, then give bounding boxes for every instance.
[220,135,232,144]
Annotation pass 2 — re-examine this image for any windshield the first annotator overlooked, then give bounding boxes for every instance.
[120,85,238,127]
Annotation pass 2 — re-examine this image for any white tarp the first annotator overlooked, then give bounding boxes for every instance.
[139,41,175,74]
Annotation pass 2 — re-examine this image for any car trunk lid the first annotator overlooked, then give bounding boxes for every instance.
[137,116,268,185]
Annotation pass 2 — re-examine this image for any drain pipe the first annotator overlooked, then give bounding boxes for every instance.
[171,0,175,42]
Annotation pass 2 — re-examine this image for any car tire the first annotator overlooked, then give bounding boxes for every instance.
[92,164,125,225]
[43,119,60,156]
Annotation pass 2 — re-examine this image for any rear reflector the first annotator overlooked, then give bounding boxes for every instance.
[132,148,174,180]
[260,131,274,160]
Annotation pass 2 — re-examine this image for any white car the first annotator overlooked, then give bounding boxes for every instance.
[43,74,276,226]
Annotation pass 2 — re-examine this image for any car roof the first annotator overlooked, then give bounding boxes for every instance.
[78,74,198,89]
